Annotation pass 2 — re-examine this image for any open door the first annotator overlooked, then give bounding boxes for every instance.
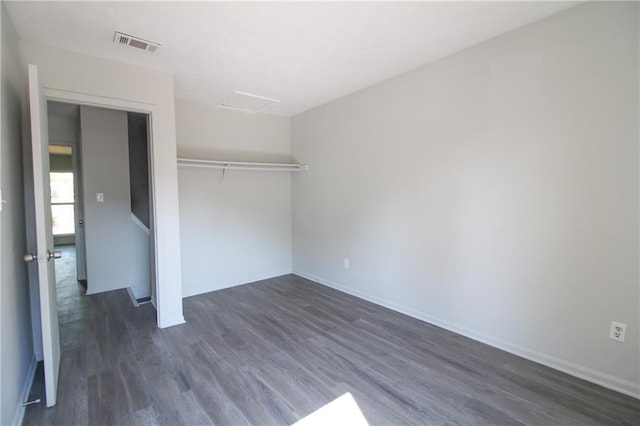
[25,64,61,407]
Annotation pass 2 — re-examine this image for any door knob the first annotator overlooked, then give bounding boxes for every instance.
[24,253,37,263]
[47,250,62,261]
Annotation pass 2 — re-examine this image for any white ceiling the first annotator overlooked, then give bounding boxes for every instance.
[6,1,577,117]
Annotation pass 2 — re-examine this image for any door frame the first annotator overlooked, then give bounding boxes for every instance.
[41,88,169,325]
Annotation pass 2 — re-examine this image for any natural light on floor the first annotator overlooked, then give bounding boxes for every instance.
[292,393,369,426]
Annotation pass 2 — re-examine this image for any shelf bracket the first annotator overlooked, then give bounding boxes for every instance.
[220,166,227,184]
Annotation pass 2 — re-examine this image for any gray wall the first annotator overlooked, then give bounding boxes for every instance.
[47,102,79,144]
[80,105,151,297]
[127,112,150,229]
[0,3,35,425]
[126,112,152,299]
[176,99,292,297]
[80,106,134,294]
[291,2,639,396]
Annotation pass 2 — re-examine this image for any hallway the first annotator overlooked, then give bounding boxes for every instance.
[23,245,158,425]
[55,246,88,352]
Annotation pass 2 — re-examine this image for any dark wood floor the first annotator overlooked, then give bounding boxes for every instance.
[24,247,640,425]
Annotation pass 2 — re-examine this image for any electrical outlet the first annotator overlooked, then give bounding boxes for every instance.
[343,258,350,269]
[609,321,626,342]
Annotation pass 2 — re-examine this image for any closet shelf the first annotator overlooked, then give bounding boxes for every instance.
[177,158,308,172]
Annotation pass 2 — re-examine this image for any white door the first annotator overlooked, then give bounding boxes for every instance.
[27,64,61,407]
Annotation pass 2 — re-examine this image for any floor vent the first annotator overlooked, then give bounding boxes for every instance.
[113,32,160,53]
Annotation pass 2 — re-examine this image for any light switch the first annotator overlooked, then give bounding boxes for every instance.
[96,193,104,203]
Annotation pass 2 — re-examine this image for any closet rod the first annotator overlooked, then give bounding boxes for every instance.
[177,158,308,172]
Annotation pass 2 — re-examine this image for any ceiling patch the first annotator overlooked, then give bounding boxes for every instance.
[218,91,280,113]
[113,31,161,53]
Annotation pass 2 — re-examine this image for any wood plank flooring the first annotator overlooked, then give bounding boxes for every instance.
[23,248,640,425]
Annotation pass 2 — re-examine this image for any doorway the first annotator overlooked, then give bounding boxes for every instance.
[49,146,74,245]
[46,101,155,303]
[25,65,183,407]
[47,142,90,348]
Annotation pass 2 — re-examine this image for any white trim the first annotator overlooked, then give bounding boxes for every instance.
[157,315,185,329]
[130,212,150,235]
[293,270,640,400]
[10,355,38,426]
[40,85,181,329]
[126,287,140,307]
[44,88,156,113]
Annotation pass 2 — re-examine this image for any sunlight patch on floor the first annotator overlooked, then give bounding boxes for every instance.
[292,393,369,426]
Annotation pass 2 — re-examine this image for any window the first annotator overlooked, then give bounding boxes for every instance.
[50,172,75,235]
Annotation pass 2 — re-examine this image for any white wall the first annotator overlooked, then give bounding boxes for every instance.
[0,4,35,425]
[128,216,151,300]
[291,2,639,397]
[20,42,184,327]
[176,99,292,297]
[80,106,133,294]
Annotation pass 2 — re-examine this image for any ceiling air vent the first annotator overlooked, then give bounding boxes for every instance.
[113,32,160,53]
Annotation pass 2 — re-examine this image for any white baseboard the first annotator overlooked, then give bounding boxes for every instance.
[85,283,128,296]
[158,315,186,329]
[126,287,140,307]
[293,270,640,400]
[11,354,38,426]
